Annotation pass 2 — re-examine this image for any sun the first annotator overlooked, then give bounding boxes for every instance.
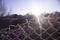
[31,3,42,16]
[32,6,40,16]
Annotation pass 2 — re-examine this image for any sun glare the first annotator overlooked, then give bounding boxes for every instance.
[31,3,41,16]
[31,3,42,29]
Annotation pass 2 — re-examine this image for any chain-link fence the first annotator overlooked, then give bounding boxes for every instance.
[0,16,60,40]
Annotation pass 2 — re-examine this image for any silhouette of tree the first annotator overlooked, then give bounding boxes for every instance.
[0,0,6,17]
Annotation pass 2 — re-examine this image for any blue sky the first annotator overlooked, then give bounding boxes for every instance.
[4,0,60,15]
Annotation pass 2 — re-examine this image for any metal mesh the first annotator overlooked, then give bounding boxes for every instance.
[0,19,60,40]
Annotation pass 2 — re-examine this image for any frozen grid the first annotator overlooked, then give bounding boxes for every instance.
[0,19,60,40]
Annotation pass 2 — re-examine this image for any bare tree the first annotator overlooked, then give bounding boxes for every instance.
[0,0,6,17]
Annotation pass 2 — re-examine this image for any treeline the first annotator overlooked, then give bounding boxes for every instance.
[0,14,37,29]
[39,11,60,29]
[0,11,60,30]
